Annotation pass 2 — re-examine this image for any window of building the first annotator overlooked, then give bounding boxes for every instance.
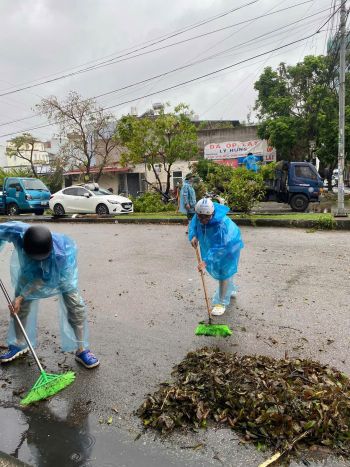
[172,170,183,188]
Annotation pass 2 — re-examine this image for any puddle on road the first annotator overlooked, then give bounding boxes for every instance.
[0,401,187,467]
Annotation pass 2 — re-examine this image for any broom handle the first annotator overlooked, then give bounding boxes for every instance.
[0,279,44,373]
[195,246,212,324]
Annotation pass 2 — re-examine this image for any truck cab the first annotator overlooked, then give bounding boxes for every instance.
[0,177,51,216]
[266,161,323,212]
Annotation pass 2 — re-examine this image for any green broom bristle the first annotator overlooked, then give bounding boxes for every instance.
[20,371,75,406]
[195,323,232,337]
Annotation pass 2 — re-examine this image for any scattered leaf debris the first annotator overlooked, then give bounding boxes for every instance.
[138,347,350,462]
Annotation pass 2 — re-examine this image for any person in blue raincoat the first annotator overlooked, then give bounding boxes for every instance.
[243,152,260,172]
[189,198,243,316]
[179,173,196,220]
[0,222,99,369]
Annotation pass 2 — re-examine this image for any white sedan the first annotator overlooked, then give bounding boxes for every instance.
[49,184,133,216]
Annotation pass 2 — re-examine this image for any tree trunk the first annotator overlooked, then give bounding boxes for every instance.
[164,164,173,197]
[150,164,163,193]
[30,162,37,178]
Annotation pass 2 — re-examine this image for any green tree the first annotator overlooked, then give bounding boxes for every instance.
[116,103,198,196]
[226,167,266,213]
[194,159,234,193]
[0,167,31,187]
[6,133,42,177]
[193,159,265,213]
[254,55,350,184]
[37,92,117,181]
[41,155,68,193]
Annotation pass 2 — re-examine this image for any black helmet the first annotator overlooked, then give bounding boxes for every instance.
[23,226,53,260]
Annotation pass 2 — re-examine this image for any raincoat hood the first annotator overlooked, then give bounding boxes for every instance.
[188,203,243,281]
[206,203,230,225]
[0,222,79,299]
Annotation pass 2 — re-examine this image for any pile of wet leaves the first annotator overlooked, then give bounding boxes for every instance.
[138,348,350,458]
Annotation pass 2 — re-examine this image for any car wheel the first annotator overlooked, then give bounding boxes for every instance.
[7,203,19,216]
[96,203,109,215]
[53,203,65,216]
[290,194,309,212]
[34,210,45,216]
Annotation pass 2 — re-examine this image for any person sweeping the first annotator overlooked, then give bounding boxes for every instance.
[0,221,99,369]
[189,198,243,316]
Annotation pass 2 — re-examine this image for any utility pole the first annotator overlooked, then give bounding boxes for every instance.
[335,0,347,216]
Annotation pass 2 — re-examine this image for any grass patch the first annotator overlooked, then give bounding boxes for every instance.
[119,212,186,219]
[123,212,334,221]
[114,212,337,229]
[230,213,334,221]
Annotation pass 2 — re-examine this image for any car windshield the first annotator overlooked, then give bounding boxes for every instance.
[91,188,113,196]
[22,179,49,191]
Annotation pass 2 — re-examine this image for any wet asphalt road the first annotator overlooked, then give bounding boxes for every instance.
[0,223,350,467]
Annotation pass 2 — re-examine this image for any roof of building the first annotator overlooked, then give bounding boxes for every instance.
[64,165,130,176]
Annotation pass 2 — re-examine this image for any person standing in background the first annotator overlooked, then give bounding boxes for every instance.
[179,173,196,233]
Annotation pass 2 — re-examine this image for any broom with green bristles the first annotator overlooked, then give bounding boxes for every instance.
[0,279,75,406]
[194,247,232,337]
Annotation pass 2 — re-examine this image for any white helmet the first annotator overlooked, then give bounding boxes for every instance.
[195,198,214,215]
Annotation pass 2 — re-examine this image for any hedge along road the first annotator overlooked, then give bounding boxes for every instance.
[0,212,349,230]
[0,223,349,467]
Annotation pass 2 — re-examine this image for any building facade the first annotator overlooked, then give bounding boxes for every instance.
[62,123,264,196]
[5,140,50,172]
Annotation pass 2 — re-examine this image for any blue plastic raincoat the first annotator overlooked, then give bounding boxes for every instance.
[243,154,260,172]
[179,181,196,214]
[0,221,88,351]
[188,204,243,281]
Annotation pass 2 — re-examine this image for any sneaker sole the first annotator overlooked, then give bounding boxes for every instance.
[0,348,29,363]
[211,308,226,316]
[75,356,100,369]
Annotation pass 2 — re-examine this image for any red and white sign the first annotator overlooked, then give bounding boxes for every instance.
[204,140,276,162]
[215,159,239,167]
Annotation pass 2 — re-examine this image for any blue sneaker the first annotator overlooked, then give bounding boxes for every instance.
[0,344,29,363]
[75,349,100,369]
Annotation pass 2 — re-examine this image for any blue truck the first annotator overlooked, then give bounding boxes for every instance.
[0,177,51,216]
[265,161,323,212]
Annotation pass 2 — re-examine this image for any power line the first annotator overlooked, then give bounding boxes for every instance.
[0,0,318,99]
[0,21,335,139]
[60,1,315,74]
[0,2,340,139]
[1,1,261,91]
[0,0,260,97]
[95,11,329,97]
[0,6,331,129]
[124,0,308,110]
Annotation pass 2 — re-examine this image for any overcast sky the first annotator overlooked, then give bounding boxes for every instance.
[0,0,340,144]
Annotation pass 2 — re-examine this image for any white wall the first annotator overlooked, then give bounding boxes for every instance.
[0,144,6,167]
[6,141,49,167]
[143,160,193,190]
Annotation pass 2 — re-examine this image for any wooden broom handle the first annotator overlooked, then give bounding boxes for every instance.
[195,246,212,322]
